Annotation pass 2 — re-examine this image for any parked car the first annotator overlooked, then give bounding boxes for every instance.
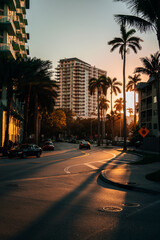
[42,141,54,151]
[133,140,143,148]
[69,139,77,143]
[8,144,42,158]
[79,140,91,149]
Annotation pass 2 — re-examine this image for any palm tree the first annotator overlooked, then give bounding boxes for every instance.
[89,75,109,146]
[31,78,58,144]
[107,77,122,142]
[114,0,160,49]
[17,58,54,143]
[99,96,110,142]
[126,74,141,128]
[99,96,110,117]
[127,107,133,116]
[107,77,122,113]
[108,24,143,150]
[135,52,160,136]
[114,97,123,137]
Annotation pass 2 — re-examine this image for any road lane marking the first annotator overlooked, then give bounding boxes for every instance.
[84,163,98,170]
[64,152,118,174]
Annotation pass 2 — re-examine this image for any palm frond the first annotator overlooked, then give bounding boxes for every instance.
[119,45,124,59]
[128,44,138,53]
[110,44,122,53]
[108,37,124,45]
[135,67,151,75]
[114,14,155,32]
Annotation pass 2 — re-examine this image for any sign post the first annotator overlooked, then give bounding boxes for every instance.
[138,126,149,138]
[138,126,149,159]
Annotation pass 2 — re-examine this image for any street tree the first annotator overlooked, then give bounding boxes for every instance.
[127,107,133,116]
[126,73,141,128]
[114,0,160,49]
[17,58,55,143]
[107,77,122,113]
[108,24,143,150]
[114,98,123,137]
[99,96,110,142]
[29,78,58,144]
[89,75,108,146]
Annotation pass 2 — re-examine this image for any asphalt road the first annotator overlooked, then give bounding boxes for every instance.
[0,142,159,240]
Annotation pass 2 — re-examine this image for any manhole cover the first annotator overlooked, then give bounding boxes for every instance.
[100,206,123,213]
[122,203,140,207]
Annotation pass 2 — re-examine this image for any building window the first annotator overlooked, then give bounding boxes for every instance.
[0,4,4,16]
[0,31,3,43]
[153,96,157,103]
[153,123,157,129]
[153,82,156,89]
[153,110,157,116]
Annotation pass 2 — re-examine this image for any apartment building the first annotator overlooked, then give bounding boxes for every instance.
[0,0,30,146]
[137,76,159,137]
[0,0,29,59]
[55,58,107,118]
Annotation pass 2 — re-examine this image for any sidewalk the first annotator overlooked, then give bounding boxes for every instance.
[100,151,160,194]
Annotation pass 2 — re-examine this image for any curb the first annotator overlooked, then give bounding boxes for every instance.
[99,170,160,195]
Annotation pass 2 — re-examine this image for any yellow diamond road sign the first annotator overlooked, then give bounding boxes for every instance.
[138,127,149,138]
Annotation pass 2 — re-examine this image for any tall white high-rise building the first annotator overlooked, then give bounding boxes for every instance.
[55,58,107,117]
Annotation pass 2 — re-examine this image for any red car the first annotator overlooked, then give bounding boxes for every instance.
[42,142,54,151]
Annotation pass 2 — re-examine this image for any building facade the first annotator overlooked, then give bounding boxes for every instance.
[0,0,30,146]
[55,58,107,118]
[137,77,159,137]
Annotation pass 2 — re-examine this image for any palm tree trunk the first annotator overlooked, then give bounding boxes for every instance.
[111,89,112,113]
[120,112,121,138]
[134,84,136,129]
[34,93,39,145]
[23,85,31,143]
[97,90,100,146]
[111,90,114,143]
[123,50,127,151]
[156,76,160,152]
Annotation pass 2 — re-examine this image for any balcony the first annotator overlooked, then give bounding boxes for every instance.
[15,0,21,8]
[3,0,16,11]
[24,18,28,25]
[26,0,30,9]
[22,51,27,58]
[0,16,16,36]
[16,29,23,41]
[12,39,20,51]
[13,15,20,29]
[0,43,16,59]
[22,33,27,43]
[20,41,25,50]
[16,8,23,22]
[21,6,26,15]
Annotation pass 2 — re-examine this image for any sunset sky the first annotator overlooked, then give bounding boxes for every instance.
[26,0,158,111]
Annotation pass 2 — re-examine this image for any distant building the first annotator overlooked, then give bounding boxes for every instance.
[137,76,159,137]
[0,0,30,146]
[55,57,107,118]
